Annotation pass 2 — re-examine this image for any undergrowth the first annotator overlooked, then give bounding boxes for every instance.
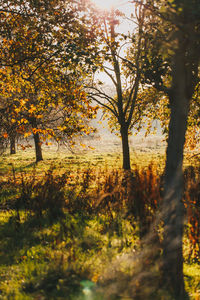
[0,161,199,299]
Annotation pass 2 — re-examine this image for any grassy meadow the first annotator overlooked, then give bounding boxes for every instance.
[0,139,199,299]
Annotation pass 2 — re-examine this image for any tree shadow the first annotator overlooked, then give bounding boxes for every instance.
[0,213,58,266]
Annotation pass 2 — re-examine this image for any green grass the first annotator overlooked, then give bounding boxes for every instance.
[0,209,137,299]
[0,144,194,176]
[0,147,199,299]
[184,264,200,299]
[0,146,166,176]
[0,209,199,299]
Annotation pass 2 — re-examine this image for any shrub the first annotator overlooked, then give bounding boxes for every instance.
[14,167,67,222]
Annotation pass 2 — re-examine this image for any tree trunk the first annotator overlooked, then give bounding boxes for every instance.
[10,135,16,155]
[161,50,190,299]
[121,125,131,170]
[33,132,43,162]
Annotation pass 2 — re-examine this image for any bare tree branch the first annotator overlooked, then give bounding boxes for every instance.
[87,88,118,116]
[86,86,117,105]
[103,67,117,86]
[116,54,137,70]
[88,95,119,118]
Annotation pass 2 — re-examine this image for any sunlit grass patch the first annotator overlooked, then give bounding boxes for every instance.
[0,147,199,299]
[0,207,139,299]
[184,264,200,299]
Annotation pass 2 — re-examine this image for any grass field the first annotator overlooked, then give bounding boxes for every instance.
[0,143,199,299]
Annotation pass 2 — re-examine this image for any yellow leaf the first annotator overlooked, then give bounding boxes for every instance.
[80,143,86,148]
[24,132,32,138]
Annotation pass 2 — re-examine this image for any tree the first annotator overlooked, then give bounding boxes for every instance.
[0,62,97,162]
[0,103,18,155]
[0,0,99,72]
[0,0,100,161]
[87,4,150,170]
[132,0,200,297]
[144,85,200,154]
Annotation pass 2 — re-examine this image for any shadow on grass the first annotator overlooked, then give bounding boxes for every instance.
[23,265,87,299]
[0,208,90,264]
[0,209,97,299]
[0,213,50,266]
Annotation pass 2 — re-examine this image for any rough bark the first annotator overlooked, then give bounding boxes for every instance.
[120,125,131,170]
[161,49,190,299]
[10,135,16,155]
[33,132,43,162]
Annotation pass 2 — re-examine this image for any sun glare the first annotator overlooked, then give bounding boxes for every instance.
[92,0,121,10]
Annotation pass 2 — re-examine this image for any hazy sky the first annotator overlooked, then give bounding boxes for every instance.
[93,1,135,84]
